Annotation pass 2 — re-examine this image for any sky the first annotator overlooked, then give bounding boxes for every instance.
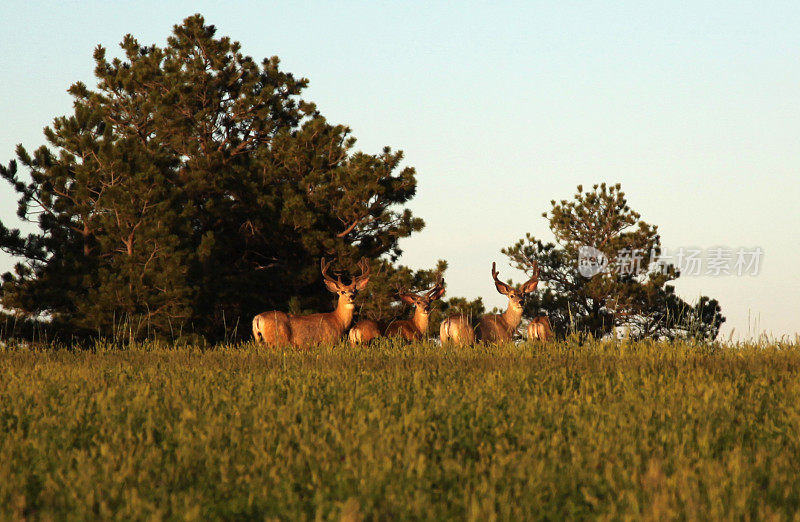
[1,1,798,339]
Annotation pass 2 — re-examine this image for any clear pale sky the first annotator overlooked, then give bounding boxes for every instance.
[1,1,798,339]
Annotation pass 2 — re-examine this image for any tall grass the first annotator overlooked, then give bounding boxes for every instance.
[1,338,799,520]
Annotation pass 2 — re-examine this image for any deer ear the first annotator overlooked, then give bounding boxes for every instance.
[324,279,340,293]
[354,275,370,291]
[494,280,511,295]
[429,285,445,300]
[398,293,416,305]
[491,261,511,295]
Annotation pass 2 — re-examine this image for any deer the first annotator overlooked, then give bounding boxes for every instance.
[252,257,370,348]
[348,319,383,345]
[385,275,446,341]
[440,260,539,345]
[439,314,475,345]
[477,261,540,343]
[527,316,555,342]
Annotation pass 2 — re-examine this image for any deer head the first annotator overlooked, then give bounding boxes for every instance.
[491,260,539,310]
[321,257,371,308]
[397,274,446,315]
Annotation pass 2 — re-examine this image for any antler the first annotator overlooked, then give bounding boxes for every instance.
[350,257,371,290]
[519,259,540,293]
[321,256,347,290]
[321,257,333,281]
[491,262,512,295]
[426,273,445,299]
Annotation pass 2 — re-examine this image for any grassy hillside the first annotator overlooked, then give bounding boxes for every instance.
[1,339,799,520]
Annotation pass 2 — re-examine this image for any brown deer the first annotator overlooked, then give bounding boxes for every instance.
[439,314,475,345]
[252,257,370,348]
[527,316,555,342]
[440,261,539,345]
[477,261,540,343]
[385,276,446,341]
[348,319,383,345]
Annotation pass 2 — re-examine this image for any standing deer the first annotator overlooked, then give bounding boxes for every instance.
[440,261,539,345]
[385,276,446,341]
[527,316,555,342]
[252,257,370,348]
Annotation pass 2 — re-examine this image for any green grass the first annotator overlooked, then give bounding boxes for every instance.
[2,339,800,520]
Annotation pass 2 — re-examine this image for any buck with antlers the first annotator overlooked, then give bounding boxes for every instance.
[440,260,540,344]
[528,316,555,342]
[384,275,446,341]
[252,257,370,348]
[478,261,540,342]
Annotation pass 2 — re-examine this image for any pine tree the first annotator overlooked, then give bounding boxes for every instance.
[0,15,425,340]
[502,183,725,340]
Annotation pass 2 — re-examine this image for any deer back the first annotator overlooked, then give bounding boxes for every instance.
[385,319,423,341]
[285,311,352,347]
[476,315,516,343]
[527,316,554,342]
[252,311,292,346]
[439,314,475,345]
[349,319,383,345]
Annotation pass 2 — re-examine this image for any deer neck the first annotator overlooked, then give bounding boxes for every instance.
[502,302,523,331]
[412,307,429,335]
[333,297,355,330]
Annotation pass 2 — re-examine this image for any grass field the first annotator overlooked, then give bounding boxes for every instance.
[2,339,800,520]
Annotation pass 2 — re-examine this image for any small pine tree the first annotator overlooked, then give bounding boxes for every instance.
[502,183,725,340]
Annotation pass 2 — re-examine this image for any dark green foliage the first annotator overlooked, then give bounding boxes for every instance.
[503,183,725,340]
[640,290,725,341]
[0,15,425,340]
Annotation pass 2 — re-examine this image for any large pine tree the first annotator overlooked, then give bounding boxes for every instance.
[0,15,426,340]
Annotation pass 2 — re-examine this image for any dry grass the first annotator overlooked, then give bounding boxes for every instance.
[1,338,799,520]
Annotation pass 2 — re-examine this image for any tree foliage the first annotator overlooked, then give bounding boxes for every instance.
[0,15,427,340]
[502,183,725,340]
